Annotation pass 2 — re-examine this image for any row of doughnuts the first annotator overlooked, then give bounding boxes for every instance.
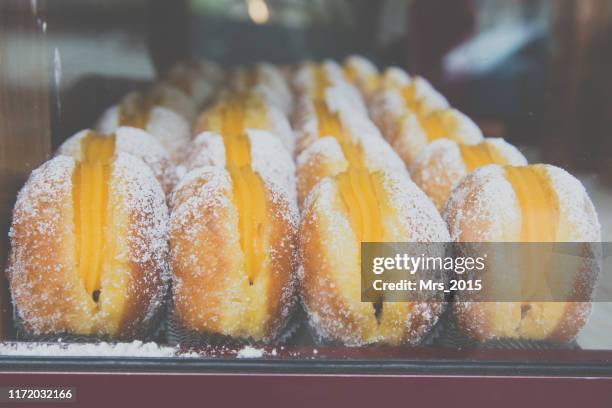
[6,60,302,342]
[6,54,601,346]
[345,56,601,342]
[292,61,450,345]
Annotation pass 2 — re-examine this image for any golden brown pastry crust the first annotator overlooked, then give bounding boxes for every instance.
[6,154,169,339]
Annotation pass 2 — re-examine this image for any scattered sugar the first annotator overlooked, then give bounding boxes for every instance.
[236,346,264,358]
[0,341,188,358]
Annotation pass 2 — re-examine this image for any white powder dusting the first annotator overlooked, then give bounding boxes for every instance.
[236,346,265,358]
[0,341,191,358]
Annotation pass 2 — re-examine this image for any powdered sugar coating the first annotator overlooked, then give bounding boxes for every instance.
[8,156,84,335]
[111,152,170,329]
[248,129,298,212]
[485,138,529,166]
[58,127,177,194]
[182,132,227,172]
[443,109,484,144]
[296,137,347,171]
[410,138,527,210]
[97,104,190,162]
[379,167,450,242]
[264,104,296,153]
[444,164,520,242]
[292,61,367,114]
[545,165,601,242]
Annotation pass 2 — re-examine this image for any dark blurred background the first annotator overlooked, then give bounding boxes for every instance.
[2,0,612,212]
[4,0,607,175]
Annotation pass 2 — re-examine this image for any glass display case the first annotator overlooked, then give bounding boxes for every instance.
[1,0,611,405]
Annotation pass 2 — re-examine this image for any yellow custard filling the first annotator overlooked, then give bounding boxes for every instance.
[312,99,386,242]
[504,166,559,242]
[216,98,268,285]
[73,132,116,299]
[459,142,509,173]
[118,93,156,129]
[205,94,269,136]
[401,83,418,105]
[505,165,560,307]
[336,169,384,242]
[418,109,462,143]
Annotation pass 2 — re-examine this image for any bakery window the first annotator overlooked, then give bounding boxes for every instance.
[1,0,612,385]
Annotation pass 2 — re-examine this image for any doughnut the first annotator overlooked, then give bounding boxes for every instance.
[343,55,380,100]
[411,138,527,211]
[97,89,191,162]
[169,116,298,343]
[193,91,295,153]
[295,96,404,206]
[444,164,601,342]
[231,63,293,116]
[369,67,449,139]
[293,82,379,154]
[6,141,169,339]
[292,60,367,115]
[58,127,177,195]
[300,164,450,346]
[376,107,484,168]
[165,59,224,108]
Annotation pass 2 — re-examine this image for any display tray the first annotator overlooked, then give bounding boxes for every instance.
[1,347,612,377]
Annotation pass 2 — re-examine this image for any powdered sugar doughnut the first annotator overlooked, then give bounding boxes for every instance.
[193,91,295,153]
[169,143,298,343]
[58,127,177,194]
[97,91,191,162]
[411,138,527,211]
[381,108,483,168]
[293,85,382,155]
[444,164,601,342]
[7,151,169,339]
[300,167,449,346]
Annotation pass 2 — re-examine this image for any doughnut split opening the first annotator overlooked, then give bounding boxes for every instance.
[419,109,462,143]
[219,99,268,287]
[504,165,560,243]
[72,132,116,301]
[195,93,268,137]
[313,98,393,322]
[459,142,509,172]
